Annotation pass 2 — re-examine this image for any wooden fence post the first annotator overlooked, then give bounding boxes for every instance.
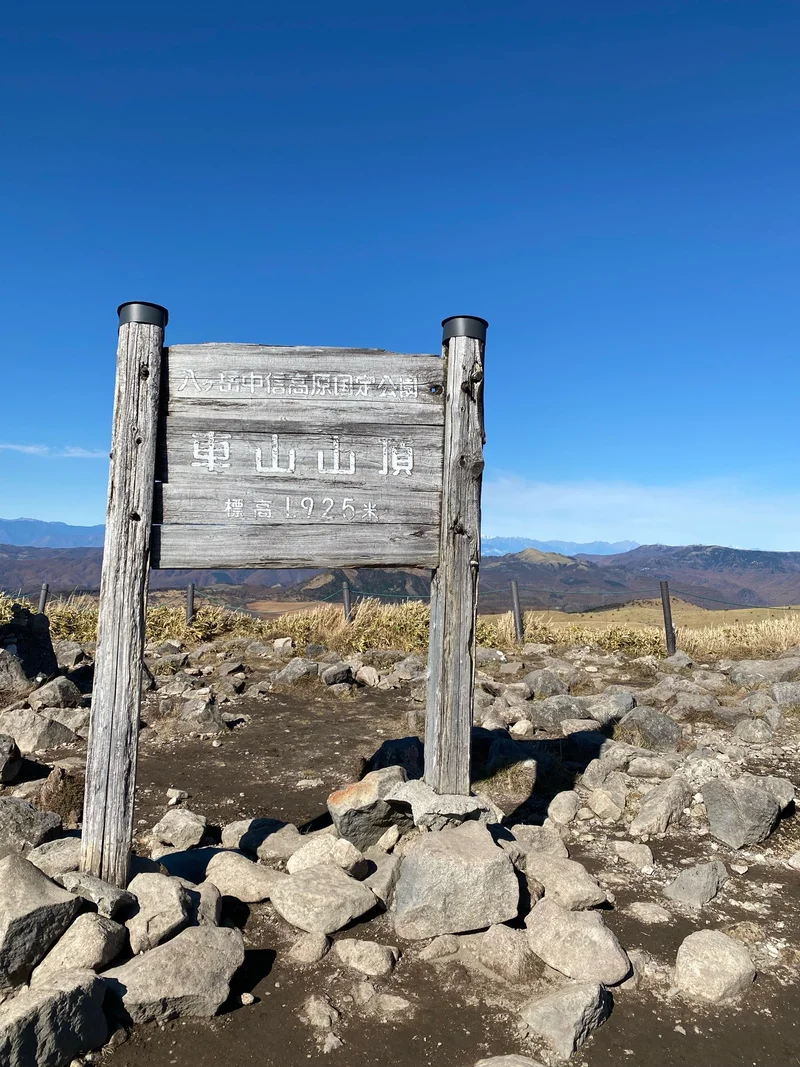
[81,301,167,888]
[342,580,353,623]
[424,315,487,795]
[186,582,195,625]
[660,580,677,656]
[510,580,524,644]
[37,582,50,616]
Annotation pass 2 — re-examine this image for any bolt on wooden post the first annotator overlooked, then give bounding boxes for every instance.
[660,580,677,656]
[424,316,487,796]
[81,302,168,888]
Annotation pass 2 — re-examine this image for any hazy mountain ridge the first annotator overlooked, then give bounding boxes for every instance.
[0,518,106,548]
[482,536,639,556]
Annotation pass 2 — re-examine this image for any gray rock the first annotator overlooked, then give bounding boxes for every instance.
[728,657,800,687]
[0,968,106,1067]
[526,695,587,729]
[663,860,728,907]
[474,1059,545,1067]
[386,779,502,831]
[524,854,606,910]
[149,808,207,851]
[587,772,628,822]
[0,708,78,753]
[26,836,81,878]
[333,938,398,977]
[221,816,299,856]
[125,873,190,953]
[52,640,87,670]
[327,766,410,850]
[189,879,222,926]
[179,696,228,734]
[629,776,690,836]
[206,851,287,902]
[256,824,307,862]
[479,923,538,982]
[737,690,778,715]
[547,790,581,826]
[270,864,377,935]
[362,846,401,906]
[611,840,653,868]
[523,669,566,699]
[103,926,245,1023]
[28,676,82,711]
[739,773,795,811]
[301,992,340,1029]
[525,898,630,985]
[321,662,352,686]
[674,929,755,1003]
[288,932,330,964]
[585,690,635,726]
[510,823,569,859]
[618,706,681,750]
[0,798,60,860]
[703,779,780,849]
[286,836,367,879]
[44,706,90,737]
[418,934,461,961]
[274,657,318,685]
[394,822,519,940]
[520,982,612,1060]
[664,651,693,669]
[30,913,126,985]
[0,736,21,783]
[733,718,772,744]
[0,649,35,699]
[0,855,81,988]
[770,680,800,706]
[627,756,677,779]
[57,871,135,919]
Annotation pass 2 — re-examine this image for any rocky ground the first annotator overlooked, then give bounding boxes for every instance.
[1,601,799,1067]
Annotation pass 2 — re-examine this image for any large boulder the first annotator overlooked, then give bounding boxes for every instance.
[585,690,635,726]
[0,707,78,753]
[269,864,377,935]
[30,913,126,985]
[674,930,755,1003]
[728,658,800,687]
[0,606,58,703]
[26,836,81,879]
[0,855,81,989]
[103,926,245,1023]
[0,798,61,860]
[526,695,587,730]
[0,968,106,1067]
[525,898,630,986]
[393,822,519,940]
[703,779,781,848]
[327,767,410,849]
[28,676,82,712]
[629,776,690,836]
[520,982,612,1060]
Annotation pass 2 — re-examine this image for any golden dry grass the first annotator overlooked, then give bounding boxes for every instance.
[3,591,800,660]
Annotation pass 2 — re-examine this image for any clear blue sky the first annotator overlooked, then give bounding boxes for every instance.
[2,1,799,548]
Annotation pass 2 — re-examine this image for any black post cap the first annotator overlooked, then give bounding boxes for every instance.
[117,302,169,328]
[441,315,488,343]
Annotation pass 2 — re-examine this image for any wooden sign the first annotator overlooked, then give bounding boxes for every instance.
[151,344,446,569]
[81,304,487,887]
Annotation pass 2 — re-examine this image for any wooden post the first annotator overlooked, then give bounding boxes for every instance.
[510,579,524,644]
[37,582,50,616]
[342,580,353,623]
[660,580,677,656]
[424,316,487,795]
[81,301,167,888]
[186,582,195,624]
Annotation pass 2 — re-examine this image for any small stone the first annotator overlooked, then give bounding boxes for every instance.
[733,719,772,744]
[334,938,398,977]
[625,902,673,924]
[240,991,255,1006]
[288,932,330,964]
[355,665,380,687]
[418,934,461,961]
[301,993,340,1030]
[611,840,654,868]
[273,637,294,653]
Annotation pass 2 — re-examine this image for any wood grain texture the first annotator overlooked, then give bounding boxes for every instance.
[424,335,485,795]
[81,320,163,888]
[151,521,439,569]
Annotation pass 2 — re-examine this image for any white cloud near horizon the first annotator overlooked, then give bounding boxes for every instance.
[0,443,107,459]
[482,472,800,551]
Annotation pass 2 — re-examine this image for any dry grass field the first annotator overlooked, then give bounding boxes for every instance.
[5,590,800,660]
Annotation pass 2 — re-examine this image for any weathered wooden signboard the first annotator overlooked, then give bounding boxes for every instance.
[81,304,487,886]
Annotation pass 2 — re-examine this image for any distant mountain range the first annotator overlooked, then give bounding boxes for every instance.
[0,519,106,548]
[0,521,639,558]
[5,537,800,614]
[482,537,639,557]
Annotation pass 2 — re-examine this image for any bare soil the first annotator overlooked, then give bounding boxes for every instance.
[99,685,800,1067]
